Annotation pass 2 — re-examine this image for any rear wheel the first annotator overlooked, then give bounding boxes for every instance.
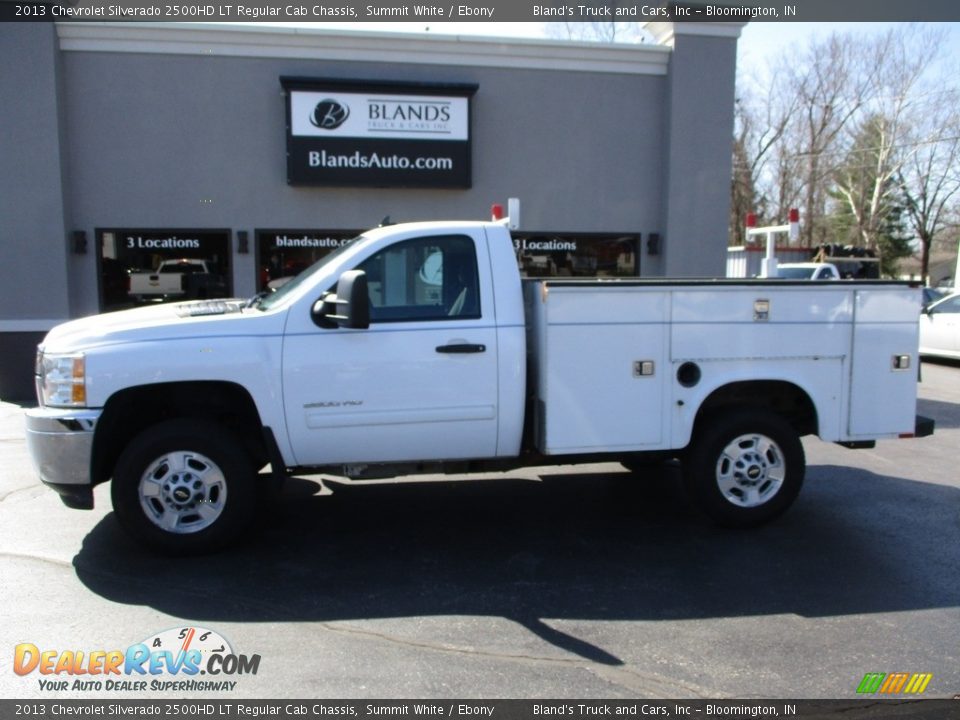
[682,409,804,527]
[111,419,257,554]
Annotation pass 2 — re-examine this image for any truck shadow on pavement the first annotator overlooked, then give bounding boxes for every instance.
[71,463,960,666]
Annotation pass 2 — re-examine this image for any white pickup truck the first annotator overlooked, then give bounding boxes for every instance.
[128,258,225,303]
[26,218,933,553]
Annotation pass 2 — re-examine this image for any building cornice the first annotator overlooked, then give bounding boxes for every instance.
[56,23,672,75]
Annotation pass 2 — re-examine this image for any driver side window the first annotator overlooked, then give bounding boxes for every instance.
[357,235,480,323]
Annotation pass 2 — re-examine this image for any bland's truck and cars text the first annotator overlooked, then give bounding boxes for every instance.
[25,214,934,553]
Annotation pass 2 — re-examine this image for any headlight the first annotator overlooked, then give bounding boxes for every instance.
[36,351,87,407]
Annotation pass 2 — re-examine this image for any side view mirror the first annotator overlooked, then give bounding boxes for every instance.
[313,270,369,329]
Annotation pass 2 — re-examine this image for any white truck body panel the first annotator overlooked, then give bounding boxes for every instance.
[848,288,922,438]
[525,281,920,455]
[38,302,295,461]
[525,285,670,453]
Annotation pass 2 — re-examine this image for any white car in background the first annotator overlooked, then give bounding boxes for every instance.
[775,262,841,280]
[919,293,960,360]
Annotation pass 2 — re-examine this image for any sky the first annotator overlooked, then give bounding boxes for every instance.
[737,21,960,73]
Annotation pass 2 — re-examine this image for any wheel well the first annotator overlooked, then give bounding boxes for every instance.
[695,381,818,438]
[92,381,267,486]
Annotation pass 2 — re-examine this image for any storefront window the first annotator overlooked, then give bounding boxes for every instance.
[97,229,232,313]
[512,234,639,278]
[256,229,359,292]
[252,230,639,294]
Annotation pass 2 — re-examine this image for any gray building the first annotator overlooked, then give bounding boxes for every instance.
[0,20,744,400]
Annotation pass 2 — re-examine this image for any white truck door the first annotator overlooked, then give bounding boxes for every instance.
[282,232,500,466]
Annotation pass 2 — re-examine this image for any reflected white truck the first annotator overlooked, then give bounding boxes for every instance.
[127,258,223,302]
[26,220,933,553]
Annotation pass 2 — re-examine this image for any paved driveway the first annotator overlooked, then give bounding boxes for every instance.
[1,362,958,699]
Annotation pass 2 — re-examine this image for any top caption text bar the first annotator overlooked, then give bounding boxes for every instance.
[3,0,960,22]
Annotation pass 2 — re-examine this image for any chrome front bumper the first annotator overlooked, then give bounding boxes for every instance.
[25,407,101,488]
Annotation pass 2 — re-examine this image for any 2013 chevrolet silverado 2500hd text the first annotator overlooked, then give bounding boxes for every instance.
[25,217,934,553]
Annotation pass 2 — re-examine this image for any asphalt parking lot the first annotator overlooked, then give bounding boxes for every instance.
[1,361,958,700]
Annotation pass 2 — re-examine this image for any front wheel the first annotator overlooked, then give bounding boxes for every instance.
[111,419,257,554]
[682,409,804,527]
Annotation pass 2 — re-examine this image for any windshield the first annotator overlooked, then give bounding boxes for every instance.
[255,235,363,311]
[776,267,815,279]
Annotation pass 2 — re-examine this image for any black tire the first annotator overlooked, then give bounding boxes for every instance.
[682,409,804,527]
[111,419,257,554]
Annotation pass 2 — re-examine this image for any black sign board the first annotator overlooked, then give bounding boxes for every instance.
[281,77,477,189]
